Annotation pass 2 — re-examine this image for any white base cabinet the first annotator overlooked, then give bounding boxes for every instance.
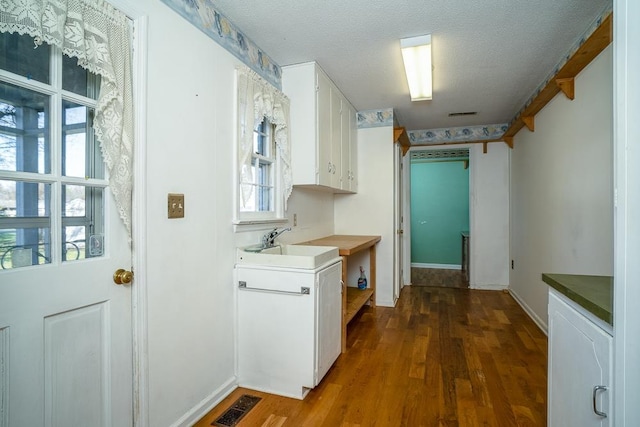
[236,260,342,399]
[548,289,612,426]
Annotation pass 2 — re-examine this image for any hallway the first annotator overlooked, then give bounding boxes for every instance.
[196,286,547,426]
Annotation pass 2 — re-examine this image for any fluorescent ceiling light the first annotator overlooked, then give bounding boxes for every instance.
[400,34,433,101]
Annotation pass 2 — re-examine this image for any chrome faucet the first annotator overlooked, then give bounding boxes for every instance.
[261,227,291,248]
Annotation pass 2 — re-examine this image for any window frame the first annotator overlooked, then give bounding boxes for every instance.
[234,66,292,231]
[235,116,286,226]
[0,35,107,270]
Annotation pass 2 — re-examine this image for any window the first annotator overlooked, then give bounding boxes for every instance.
[0,32,105,269]
[235,66,292,225]
[241,118,277,214]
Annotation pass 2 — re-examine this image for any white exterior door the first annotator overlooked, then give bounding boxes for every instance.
[0,31,133,427]
[0,201,133,427]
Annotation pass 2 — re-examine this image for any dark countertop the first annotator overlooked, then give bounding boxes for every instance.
[542,273,613,325]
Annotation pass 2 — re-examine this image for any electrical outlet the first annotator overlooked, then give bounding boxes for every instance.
[168,193,184,218]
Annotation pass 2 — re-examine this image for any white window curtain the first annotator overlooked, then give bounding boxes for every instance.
[237,65,292,211]
[0,0,134,240]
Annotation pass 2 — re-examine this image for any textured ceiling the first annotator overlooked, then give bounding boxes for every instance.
[211,0,611,133]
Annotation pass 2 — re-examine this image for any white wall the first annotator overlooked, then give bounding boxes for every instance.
[469,143,510,290]
[144,2,239,425]
[137,2,339,424]
[335,126,396,306]
[280,189,335,244]
[613,0,640,422]
[510,45,613,331]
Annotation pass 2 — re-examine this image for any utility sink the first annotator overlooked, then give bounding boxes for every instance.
[237,244,340,269]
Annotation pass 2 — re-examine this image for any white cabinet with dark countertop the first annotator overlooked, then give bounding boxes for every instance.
[544,274,613,426]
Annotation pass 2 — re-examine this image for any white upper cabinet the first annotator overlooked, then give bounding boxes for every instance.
[282,62,358,193]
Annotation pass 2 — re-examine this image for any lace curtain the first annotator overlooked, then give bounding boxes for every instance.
[237,65,292,210]
[0,0,134,240]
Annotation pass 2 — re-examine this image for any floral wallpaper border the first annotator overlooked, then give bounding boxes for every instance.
[160,0,282,89]
[357,109,394,128]
[356,111,508,146]
[408,124,508,145]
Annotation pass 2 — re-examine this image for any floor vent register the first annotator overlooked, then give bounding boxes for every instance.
[213,394,262,427]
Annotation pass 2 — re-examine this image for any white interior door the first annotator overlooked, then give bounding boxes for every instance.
[393,143,403,301]
[0,31,133,427]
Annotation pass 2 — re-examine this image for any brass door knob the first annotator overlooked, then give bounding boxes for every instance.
[113,268,133,285]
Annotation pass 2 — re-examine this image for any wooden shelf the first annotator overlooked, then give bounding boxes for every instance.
[345,287,374,324]
[299,235,381,256]
[501,13,613,145]
[297,234,380,352]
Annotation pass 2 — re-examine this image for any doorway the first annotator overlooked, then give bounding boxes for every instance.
[408,149,470,288]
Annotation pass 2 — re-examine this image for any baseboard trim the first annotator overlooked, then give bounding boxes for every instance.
[171,376,237,427]
[469,284,508,291]
[376,299,397,308]
[508,288,548,335]
[411,263,462,270]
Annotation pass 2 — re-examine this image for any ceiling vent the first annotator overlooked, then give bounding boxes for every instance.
[411,149,469,160]
[448,111,477,117]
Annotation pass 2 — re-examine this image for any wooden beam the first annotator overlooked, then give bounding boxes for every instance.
[501,12,612,140]
[556,77,575,100]
[503,136,514,149]
[522,116,535,132]
[393,127,411,156]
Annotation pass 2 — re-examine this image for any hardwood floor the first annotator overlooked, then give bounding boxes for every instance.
[195,286,547,427]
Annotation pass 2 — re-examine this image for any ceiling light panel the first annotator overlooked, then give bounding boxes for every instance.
[400,34,433,101]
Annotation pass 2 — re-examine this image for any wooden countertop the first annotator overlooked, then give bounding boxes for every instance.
[542,273,613,325]
[298,235,381,256]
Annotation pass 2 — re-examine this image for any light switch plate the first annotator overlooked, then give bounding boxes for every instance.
[168,193,184,218]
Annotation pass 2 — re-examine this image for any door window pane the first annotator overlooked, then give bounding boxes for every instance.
[0,81,50,173]
[62,185,104,262]
[0,30,105,270]
[0,32,50,84]
[0,180,51,269]
[62,54,100,99]
[62,100,102,178]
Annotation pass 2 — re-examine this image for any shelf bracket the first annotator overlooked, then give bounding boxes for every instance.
[393,127,411,156]
[556,77,575,100]
[522,116,535,132]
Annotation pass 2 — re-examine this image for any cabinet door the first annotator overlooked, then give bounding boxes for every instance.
[236,267,316,395]
[340,97,350,191]
[329,87,342,189]
[548,291,612,427]
[315,262,342,385]
[316,70,332,187]
[348,104,358,193]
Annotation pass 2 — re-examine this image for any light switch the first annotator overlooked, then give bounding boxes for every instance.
[168,193,184,218]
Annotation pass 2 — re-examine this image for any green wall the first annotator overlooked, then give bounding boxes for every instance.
[410,160,469,265]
